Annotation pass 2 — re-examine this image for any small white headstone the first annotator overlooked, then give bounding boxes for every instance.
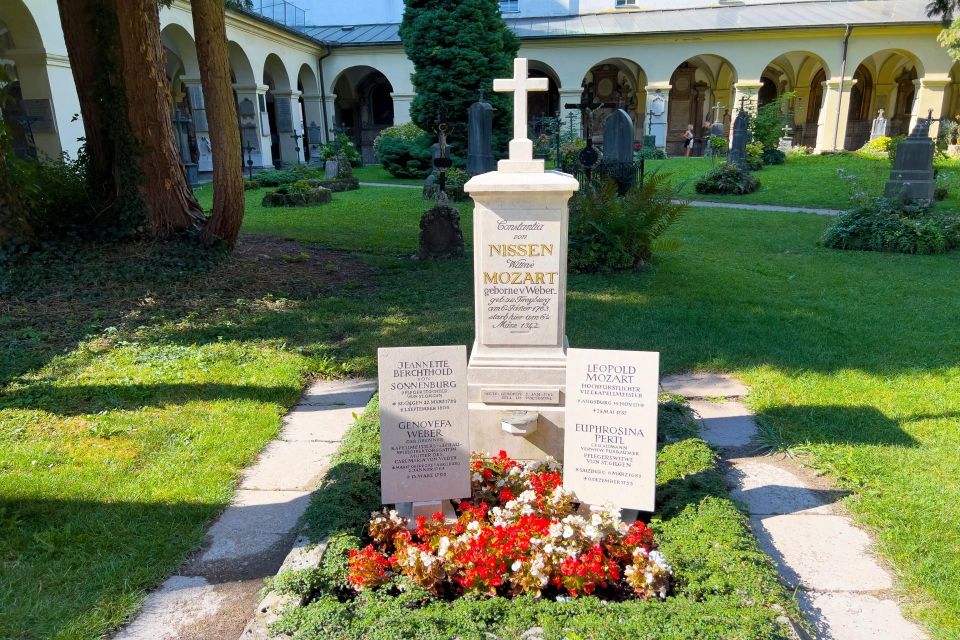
[378,346,471,504]
[563,348,660,512]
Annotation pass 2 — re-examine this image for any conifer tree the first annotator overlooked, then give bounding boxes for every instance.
[400,0,520,155]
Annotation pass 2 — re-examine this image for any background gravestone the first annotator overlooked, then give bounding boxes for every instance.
[467,98,496,176]
[598,109,636,194]
[871,109,890,141]
[884,116,935,200]
[602,109,634,163]
[729,108,750,170]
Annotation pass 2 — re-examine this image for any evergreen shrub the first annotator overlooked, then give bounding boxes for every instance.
[373,123,427,161]
[377,133,434,179]
[761,148,786,165]
[694,162,761,195]
[634,147,667,161]
[568,175,687,273]
[422,168,469,202]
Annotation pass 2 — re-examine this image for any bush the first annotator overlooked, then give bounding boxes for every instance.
[708,135,729,155]
[822,193,960,254]
[745,142,763,171]
[888,135,908,165]
[761,148,785,165]
[558,139,586,172]
[320,133,362,167]
[695,162,761,195]
[750,92,794,151]
[373,123,427,161]
[634,146,667,161]
[261,185,332,207]
[859,136,895,156]
[243,165,321,189]
[422,167,469,202]
[377,132,434,179]
[787,145,812,157]
[568,174,687,273]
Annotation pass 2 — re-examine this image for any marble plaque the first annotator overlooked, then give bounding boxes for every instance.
[477,204,562,346]
[378,346,471,504]
[481,388,560,405]
[274,96,293,133]
[563,348,659,511]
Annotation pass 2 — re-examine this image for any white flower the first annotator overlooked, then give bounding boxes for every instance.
[544,543,554,554]
[467,520,480,531]
[472,472,483,482]
[420,551,436,567]
[548,522,563,538]
[512,560,522,572]
[437,536,450,556]
[562,525,574,539]
[584,525,600,541]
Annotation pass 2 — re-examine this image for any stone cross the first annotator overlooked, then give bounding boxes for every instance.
[712,103,727,121]
[493,58,549,165]
[781,124,793,137]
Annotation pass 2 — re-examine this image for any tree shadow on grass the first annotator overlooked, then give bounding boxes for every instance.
[0,382,302,416]
[754,404,919,449]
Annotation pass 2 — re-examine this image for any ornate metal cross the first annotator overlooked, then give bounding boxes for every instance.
[493,58,549,161]
[290,129,303,164]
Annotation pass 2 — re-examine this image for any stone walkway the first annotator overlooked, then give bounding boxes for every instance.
[661,373,926,640]
[359,181,421,189]
[113,378,376,640]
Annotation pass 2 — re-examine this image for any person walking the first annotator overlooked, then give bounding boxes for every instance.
[684,124,695,157]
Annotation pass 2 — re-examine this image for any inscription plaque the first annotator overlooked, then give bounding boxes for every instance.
[476,203,563,347]
[481,388,560,405]
[378,345,471,504]
[274,96,293,133]
[564,348,659,511]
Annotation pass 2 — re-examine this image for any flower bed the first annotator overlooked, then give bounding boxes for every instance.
[348,451,672,600]
[270,398,798,640]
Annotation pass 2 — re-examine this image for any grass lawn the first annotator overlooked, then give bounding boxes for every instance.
[3,174,960,638]
[272,397,795,640]
[645,153,960,211]
[352,164,425,186]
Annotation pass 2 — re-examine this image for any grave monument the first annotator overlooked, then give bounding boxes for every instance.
[600,108,637,194]
[729,98,751,170]
[870,109,890,141]
[467,92,497,175]
[884,112,936,200]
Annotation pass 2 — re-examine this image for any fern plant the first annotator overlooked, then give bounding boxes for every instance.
[568,174,687,273]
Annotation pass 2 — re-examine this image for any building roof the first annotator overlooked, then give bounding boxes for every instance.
[300,0,938,46]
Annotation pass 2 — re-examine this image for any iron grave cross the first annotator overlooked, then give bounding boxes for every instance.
[493,58,549,165]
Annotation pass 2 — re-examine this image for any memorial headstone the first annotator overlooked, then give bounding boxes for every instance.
[307,121,323,164]
[870,109,890,141]
[467,94,496,176]
[778,124,794,151]
[602,109,634,163]
[728,101,751,170]
[378,345,470,521]
[649,93,667,149]
[564,348,659,514]
[884,112,936,200]
[464,59,580,460]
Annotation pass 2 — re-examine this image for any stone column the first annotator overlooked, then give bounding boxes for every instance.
[732,81,762,116]
[180,77,213,172]
[323,95,338,143]
[644,84,670,149]
[911,77,950,138]
[301,93,324,159]
[816,78,857,152]
[390,92,415,127]
[273,90,305,164]
[792,86,810,127]
[234,84,273,169]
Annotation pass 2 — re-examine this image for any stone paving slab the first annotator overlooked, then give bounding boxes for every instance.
[662,372,749,398]
[199,490,311,564]
[239,439,341,491]
[728,458,836,516]
[112,378,375,640]
[688,399,757,447]
[750,513,894,592]
[798,591,927,640]
[677,199,842,216]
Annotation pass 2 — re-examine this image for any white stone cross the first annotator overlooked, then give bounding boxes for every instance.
[494,58,548,165]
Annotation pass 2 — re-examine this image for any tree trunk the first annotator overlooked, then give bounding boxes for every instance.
[112,0,205,236]
[56,0,122,221]
[192,0,245,246]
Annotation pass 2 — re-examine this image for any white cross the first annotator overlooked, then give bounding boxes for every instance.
[493,58,548,162]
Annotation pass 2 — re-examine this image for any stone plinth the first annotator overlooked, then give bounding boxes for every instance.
[464,169,579,460]
[884,131,935,200]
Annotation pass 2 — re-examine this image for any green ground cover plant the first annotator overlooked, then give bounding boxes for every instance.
[353,164,426,186]
[273,398,795,640]
[4,179,960,638]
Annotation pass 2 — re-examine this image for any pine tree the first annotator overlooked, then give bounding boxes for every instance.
[400,0,520,155]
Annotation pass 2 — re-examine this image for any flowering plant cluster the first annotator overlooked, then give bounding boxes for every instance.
[347,451,673,601]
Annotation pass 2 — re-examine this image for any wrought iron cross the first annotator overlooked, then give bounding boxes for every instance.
[291,129,303,164]
[243,141,255,180]
[493,58,549,161]
[646,109,657,135]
